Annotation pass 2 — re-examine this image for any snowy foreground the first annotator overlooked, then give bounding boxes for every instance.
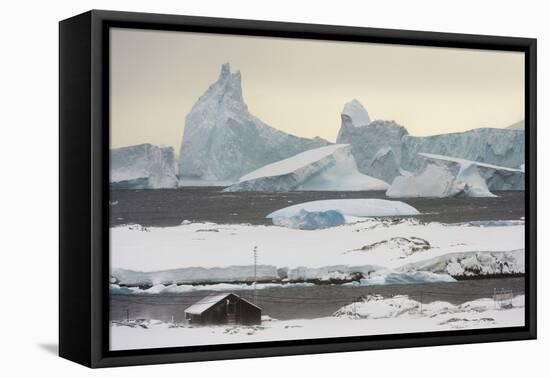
[110,215,524,285]
[110,294,524,350]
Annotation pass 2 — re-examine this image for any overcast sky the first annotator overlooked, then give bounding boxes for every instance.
[110,28,524,151]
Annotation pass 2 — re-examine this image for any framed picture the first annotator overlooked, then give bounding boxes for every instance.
[59,10,536,368]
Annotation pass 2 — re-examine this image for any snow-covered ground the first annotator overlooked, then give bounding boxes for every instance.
[110,216,524,284]
[110,294,524,350]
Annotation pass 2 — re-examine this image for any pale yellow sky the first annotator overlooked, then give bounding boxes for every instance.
[110,28,524,151]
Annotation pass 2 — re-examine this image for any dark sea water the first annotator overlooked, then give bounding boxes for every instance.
[110,188,525,227]
[110,277,525,322]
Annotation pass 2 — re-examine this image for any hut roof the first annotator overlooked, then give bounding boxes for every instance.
[184,293,261,315]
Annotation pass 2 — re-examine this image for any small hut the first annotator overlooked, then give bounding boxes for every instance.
[184,293,262,326]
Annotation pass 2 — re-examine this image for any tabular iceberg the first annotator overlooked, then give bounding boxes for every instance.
[417,153,524,192]
[335,99,525,184]
[178,63,328,182]
[401,128,525,171]
[386,152,524,198]
[110,143,178,189]
[224,144,389,192]
[271,209,346,230]
[267,198,420,220]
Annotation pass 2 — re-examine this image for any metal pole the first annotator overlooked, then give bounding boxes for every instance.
[253,246,258,305]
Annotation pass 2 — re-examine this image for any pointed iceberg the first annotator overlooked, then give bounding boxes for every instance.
[178,63,328,182]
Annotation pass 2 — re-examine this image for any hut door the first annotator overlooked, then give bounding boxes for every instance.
[226,299,237,324]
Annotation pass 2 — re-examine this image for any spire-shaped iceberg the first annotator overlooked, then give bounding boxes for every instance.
[178,63,328,182]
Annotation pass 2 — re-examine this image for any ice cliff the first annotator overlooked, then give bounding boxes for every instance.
[110,144,178,189]
[335,100,525,183]
[386,153,524,198]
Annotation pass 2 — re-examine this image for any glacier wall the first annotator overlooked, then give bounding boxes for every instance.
[335,100,525,186]
[416,153,524,191]
[401,128,525,171]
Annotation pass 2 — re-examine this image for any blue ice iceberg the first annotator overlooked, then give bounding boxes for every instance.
[271,209,346,230]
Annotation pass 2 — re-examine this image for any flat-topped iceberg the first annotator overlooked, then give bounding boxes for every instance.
[110,143,178,189]
[224,144,389,192]
[267,198,420,220]
[271,209,346,230]
[335,99,525,184]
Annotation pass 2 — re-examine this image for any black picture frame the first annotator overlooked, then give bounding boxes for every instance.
[59,9,537,368]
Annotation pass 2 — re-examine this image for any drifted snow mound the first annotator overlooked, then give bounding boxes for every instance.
[110,144,178,189]
[334,294,524,320]
[418,153,524,191]
[271,209,346,230]
[334,295,420,319]
[267,199,419,220]
[398,250,524,277]
[225,144,389,192]
[178,63,327,182]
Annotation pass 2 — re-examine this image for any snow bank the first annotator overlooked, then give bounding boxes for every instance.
[356,271,456,286]
[224,144,388,192]
[271,209,346,230]
[267,199,420,220]
[112,265,280,286]
[334,295,420,319]
[334,294,525,320]
[110,217,524,283]
[398,250,525,277]
[110,282,315,295]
